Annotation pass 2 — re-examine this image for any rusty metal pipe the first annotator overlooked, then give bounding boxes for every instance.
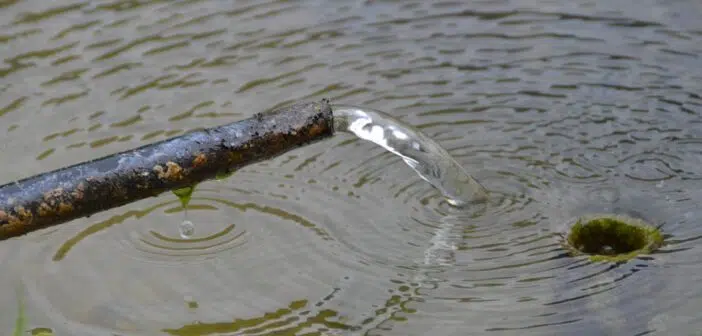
[0,99,334,240]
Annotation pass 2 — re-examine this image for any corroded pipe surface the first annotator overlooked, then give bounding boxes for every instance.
[0,99,334,240]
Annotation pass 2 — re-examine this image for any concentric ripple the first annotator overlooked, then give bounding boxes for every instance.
[45,190,249,265]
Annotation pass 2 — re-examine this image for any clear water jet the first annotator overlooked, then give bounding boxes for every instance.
[332,105,489,207]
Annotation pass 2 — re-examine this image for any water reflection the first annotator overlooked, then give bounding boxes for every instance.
[2,0,702,335]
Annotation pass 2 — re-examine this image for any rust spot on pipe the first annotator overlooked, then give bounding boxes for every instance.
[7,214,21,227]
[15,206,32,220]
[166,162,184,181]
[154,162,185,181]
[192,153,207,168]
[58,202,73,215]
[39,203,52,217]
[308,123,325,137]
[12,206,33,228]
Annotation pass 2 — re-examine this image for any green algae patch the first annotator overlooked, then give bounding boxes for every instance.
[172,185,195,209]
[562,214,664,263]
[31,328,55,336]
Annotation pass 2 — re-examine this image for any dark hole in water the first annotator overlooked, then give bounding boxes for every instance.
[564,215,664,262]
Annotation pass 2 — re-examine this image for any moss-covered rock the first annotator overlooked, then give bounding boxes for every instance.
[562,214,664,262]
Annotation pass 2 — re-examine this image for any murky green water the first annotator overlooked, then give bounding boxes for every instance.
[2,0,702,335]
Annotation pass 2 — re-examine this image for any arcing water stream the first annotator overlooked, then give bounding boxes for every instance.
[332,105,490,207]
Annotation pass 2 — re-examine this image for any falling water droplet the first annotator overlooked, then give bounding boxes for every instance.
[180,220,195,239]
[172,185,196,238]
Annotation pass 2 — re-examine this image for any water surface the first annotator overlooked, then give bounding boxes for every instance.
[1,0,702,335]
